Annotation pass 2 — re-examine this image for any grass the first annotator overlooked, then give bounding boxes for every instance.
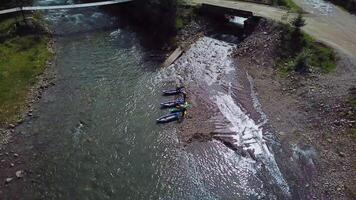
[276,23,336,74]
[175,2,197,30]
[277,0,302,13]
[0,18,15,37]
[175,17,185,29]
[303,33,336,73]
[0,17,51,126]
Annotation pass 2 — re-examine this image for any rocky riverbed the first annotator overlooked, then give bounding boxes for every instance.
[160,17,356,199]
[158,34,293,198]
[234,19,356,199]
[0,37,55,199]
[1,2,355,198]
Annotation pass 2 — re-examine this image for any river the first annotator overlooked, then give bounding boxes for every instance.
[9,0,301,199]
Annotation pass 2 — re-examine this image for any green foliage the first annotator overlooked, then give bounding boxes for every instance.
[294,50,310,73]
[175,17,184,29]
[132,0,178,32]
[308,41,336,72]
[277,15,335,73]
[0,18,17,35]
[272,0,302,12]
[0,17,51,125]
[292,13,306,28]
[175,3,197,30]
[279,17,306,57]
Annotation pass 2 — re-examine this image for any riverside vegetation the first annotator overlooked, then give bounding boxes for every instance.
[0,14,51,127]
[276,14,335,74]
[272,0,302,12]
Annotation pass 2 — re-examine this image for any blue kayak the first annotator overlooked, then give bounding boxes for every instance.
[156,113,180,123]
[162,87,185,96]
[160,98,184,108]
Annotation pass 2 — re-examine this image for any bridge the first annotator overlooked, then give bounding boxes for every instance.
[0,0,132,15]
[190,0,356,61]
[0,0,355,60]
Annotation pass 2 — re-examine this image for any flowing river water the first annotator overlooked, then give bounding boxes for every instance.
[7,0,310,199]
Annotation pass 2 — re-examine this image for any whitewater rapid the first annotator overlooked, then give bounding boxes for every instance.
[157,36,291,197]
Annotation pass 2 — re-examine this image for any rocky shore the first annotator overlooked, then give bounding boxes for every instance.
[233,19,356,199]
[1,6,355,198]
[0,29,55,199]
[0,39,55,146]
[170,16,355,198]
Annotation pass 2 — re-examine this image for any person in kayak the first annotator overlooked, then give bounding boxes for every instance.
[176,102,189,118]
[181,89,187,102]
[176,86,186,95]
[176,86,184,91]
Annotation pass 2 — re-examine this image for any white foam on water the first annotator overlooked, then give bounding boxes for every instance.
[155,37,235,86]
[72,121,85,145]
[303,0,334,15]
[229,16,248,26]
[214,93,290,195]
[110,29,121,37]
[215,93,269,156]
[247,72,267,125]
[157,36,290,196]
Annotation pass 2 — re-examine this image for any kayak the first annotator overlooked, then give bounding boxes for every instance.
[169,107,183,113]
[160,99,184,108]
[162,87,185,96]
[156,113,180,123]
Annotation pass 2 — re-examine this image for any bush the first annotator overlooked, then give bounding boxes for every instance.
[0,16,51,126]
[272,0,302,12]
[279,16,306,58]
[131,0,178,34]
[277,15,335,73]
[292,13,306,28]
[294,50,310,73]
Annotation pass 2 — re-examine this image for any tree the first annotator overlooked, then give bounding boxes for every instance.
[290,13,306,53]
[294,50,310,73]
[292,13,306,28]
[129,0,178,41]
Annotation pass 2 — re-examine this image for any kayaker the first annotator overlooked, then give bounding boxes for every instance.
[182,90,187,102]
[176,86,185,94]
[176,102,189,117]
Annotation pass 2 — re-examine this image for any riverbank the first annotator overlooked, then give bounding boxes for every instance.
[0,15,54,198]
[0,16,54,147]
[0,1,354,198]
[169,13,355,197]
[233,19,355,199]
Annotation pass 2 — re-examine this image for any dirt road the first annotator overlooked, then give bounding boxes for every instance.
[295,0,356,59]
[190,0,356,62]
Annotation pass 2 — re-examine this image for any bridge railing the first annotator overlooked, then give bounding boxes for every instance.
[0,0,132,15]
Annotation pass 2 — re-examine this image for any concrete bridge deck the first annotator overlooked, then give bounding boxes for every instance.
[191,0,356,61]
[1,0,355,60]
[190,0,294,21]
